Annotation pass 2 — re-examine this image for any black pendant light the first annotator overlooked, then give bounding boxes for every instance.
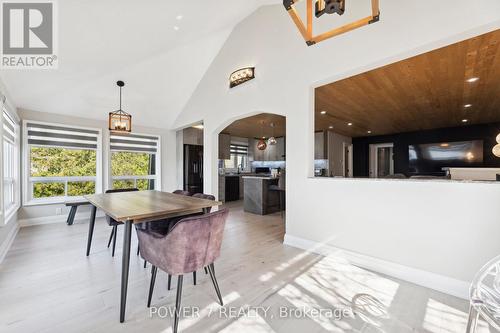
[109,81,132,133]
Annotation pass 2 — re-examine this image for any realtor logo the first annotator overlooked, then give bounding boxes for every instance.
[1,1,58,68]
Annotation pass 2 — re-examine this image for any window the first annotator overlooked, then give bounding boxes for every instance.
[3,109,20,219]
[109,133,160,191]
[24,121,102,204]
[224,144,248,170]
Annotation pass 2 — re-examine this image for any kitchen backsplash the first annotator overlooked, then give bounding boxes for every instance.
[251,161,286,169]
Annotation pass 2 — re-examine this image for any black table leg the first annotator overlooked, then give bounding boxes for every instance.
[86,205,97,256]
[67,206,77,225]
[120,220,133,323]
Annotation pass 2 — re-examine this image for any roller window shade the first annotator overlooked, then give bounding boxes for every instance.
[3,111,16,143]
[110,133,159,153]
[27,122,99,150]
[230,144,248,155]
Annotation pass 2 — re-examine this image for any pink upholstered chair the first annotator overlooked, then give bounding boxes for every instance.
[172,189,192,196]
[137,208,229,333]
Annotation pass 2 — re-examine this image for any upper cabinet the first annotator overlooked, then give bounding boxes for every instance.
[183,128,203,146]
[218,133,231,160]
[314,131,326,159]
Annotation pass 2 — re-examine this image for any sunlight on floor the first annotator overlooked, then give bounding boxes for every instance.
[423,298,491,333]
[219,310,275,333]
[169,291,242,332]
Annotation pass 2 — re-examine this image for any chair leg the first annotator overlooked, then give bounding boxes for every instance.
[111,225,118,257]
[207,263,223,306]
[204,267,208,274]
[466,306,479,333]
[173,275,183,333]
[147,266,158,308]
[107,228,115,248]
[193,271,196,286]
[168,274,172,290]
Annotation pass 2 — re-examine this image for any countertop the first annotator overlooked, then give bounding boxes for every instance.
[221,173,271,177]
[242,176,277,180]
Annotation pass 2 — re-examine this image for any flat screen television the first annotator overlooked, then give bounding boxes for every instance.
[408,140,483,175]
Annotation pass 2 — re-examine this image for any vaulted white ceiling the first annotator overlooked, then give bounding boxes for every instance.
[0,0,278,129]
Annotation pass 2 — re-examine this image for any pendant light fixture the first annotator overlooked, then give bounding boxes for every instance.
[493,133,500,157]
[268,122,277,145]
[284,0,380,46]
[257,120,267,151]
[109,81,132,133]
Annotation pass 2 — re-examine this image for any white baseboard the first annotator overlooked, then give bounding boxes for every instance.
[18,212,105,227]
[283,234,469,300]
[0,223,20,264]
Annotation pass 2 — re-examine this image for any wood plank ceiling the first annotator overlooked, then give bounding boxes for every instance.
[315,29,500,138]
[221,113,286,138]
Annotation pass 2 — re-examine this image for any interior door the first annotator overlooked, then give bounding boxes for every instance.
[343,143,353,178]
[369,143,394,178]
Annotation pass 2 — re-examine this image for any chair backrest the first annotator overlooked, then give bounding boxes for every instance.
[173,190,192,196]
[161,208,228,275]
[192,193,215,201]
[192,193,215,213]
[105,188,139,224]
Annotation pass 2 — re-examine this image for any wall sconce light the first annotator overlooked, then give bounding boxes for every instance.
[283,0,380,46]
[229,67,255,88]
[109,81,132,133]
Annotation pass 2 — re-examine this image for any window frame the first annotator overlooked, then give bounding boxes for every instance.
[224,143,249,171]
[1,107,21,224]
[107,132,161,192]
[22,120,103,206]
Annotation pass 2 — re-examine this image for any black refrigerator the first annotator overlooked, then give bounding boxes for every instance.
[183,144,203,194]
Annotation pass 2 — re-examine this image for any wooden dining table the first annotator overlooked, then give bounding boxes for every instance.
[84,190,222,323]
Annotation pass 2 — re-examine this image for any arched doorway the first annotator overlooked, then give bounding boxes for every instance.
[215,113,287,235]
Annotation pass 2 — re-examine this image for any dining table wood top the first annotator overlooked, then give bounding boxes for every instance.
[85,190,221,223]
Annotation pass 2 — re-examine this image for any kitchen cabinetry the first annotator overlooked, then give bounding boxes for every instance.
[183,127,203,146]
[276,137,285,161]
[251,137,285,161]
[219,133,231,160]
[314,131,326,159]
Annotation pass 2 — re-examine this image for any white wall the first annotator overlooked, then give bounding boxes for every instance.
[174,1,500,295]
[18,109,178,224]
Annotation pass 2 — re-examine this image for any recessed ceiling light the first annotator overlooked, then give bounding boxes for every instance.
[347,122,353,126]
[367,130,372,134]
[462,119,468,123]
[176,15,183,20]
[173,26,180,31]
[320,111,327,115]
[464,104,472,108]
[466,77,479,83]
[328,125,333,129]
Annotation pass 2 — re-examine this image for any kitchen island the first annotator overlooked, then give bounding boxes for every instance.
[243,176,280,215]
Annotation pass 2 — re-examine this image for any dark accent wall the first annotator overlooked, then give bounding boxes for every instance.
[352,122,500,177]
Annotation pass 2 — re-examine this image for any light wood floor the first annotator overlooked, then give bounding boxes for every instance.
[0,201,495,333]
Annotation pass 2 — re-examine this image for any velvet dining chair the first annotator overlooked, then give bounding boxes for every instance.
[136,208,229,333]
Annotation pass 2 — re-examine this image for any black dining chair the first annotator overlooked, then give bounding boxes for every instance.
[104,188,139,257]
[137,208,229,333]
